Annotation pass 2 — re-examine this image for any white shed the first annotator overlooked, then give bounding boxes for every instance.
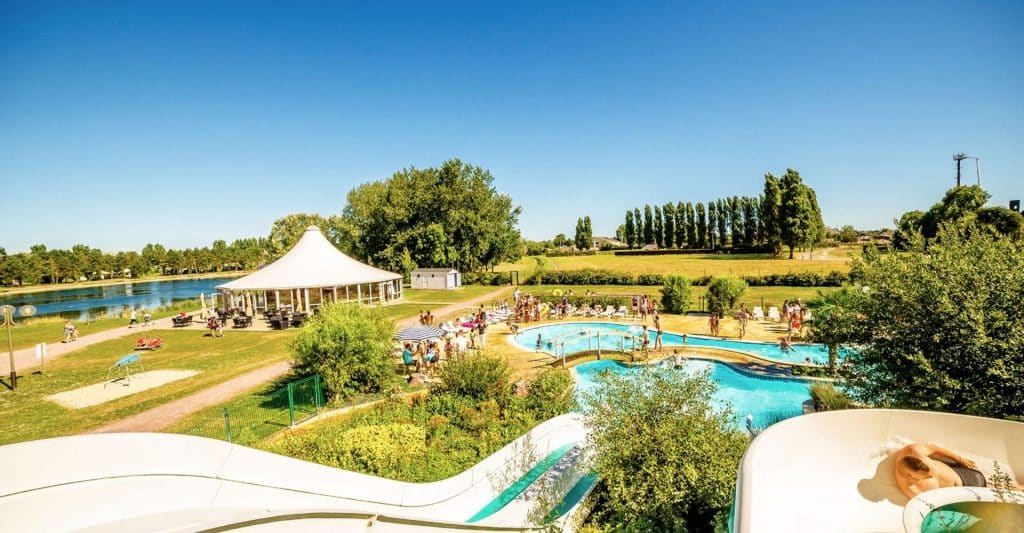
[411,268,461,290]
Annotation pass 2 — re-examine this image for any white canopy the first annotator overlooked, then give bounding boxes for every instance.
[217,226,401,291]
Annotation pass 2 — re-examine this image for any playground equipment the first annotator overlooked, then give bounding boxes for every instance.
[134,337,163,350]
[546,327,641,366]
[105,353,145,386]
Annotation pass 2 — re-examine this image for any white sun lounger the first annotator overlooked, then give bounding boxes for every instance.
[599,306,614,318]
[612,305,628,319]
[752,306,765,320]
[767,306,781,321]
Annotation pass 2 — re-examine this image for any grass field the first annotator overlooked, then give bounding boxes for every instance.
[401,285,502,303]
[496,248,853,280]
[517,284,825,311]
[0,329,293,445]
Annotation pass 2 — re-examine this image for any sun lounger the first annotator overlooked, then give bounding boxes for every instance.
[767,307,781,321]
[612,305,627,319]
[599,306,614,318]
[135,337,163,350]
[172,316,192,327]
[752,306,765,320]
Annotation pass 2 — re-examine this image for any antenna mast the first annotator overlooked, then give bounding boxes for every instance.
[953,153,982,187]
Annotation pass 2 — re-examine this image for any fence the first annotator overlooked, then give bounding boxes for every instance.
[180,374,323,446]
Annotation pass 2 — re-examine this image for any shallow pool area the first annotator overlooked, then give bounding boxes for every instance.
[573,359,811,430]
[513,321,841,365]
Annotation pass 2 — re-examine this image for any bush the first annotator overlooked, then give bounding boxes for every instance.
[523,268,849,287]
[432,352,513,407]
[461,272,510,285]
[521,369,573,419]
[290,303,395,401]
[270,423,426,478]
[706,276,748,315]
[809,382,853,411]
[659,274,692,314]
[581,366,747,531]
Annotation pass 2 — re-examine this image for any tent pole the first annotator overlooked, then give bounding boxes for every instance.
[333,286,338,303]
[358,284,362,304]
[304,288,310,314]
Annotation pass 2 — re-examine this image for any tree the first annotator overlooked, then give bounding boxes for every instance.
[707,201,718,249]
[716,199,728,248]
[584,216,593,248]
[662,203,676,249]
[643,205,654,245]
[806,288,863,373]
[686,202,697,248]
[553,233,571,248]
[779,169,821,259]
[976,207,1024,240]
[290,303,396,401]
[838,227,1024,418]
[624,211,637,249]
[696,202,708,248]
[729,196,744,248]
[343,159,522,273]
[805,188,827,258]
[634,208,644,247]
[675,201,687,248]
[761,173,783,255]
[580,365,747,531]
[919,186,988,239]
[615,224,626,244]
[659,275,692,314]
[893,210,925,250]
[653,206,664,248]
[574,218,588,250]
[706,277,747,316]
[837,225,858,243]
[743,197,758,246]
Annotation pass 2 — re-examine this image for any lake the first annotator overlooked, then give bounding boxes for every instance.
[0,277,238,320]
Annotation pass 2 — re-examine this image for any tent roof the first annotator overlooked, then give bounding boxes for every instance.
[217,226,401,291]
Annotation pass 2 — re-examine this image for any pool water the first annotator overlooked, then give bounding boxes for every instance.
[514,322,842,366]
[574,359,811,430]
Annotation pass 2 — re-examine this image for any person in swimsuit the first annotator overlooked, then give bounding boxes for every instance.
[653,312,663,351]
[893,443,1002,498]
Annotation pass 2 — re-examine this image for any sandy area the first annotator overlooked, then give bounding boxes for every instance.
[47,369,199,409]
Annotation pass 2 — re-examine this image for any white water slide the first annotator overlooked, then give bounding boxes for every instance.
[734,409,1024,532]
[0,414,594,532]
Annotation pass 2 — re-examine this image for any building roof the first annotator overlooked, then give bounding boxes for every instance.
[412,268,459,273]
[217,227,401,291]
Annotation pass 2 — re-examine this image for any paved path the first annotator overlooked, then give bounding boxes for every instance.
[396,286,512,328]
[90,361,292,433]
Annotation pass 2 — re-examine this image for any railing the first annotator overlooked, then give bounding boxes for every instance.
[547,329,640,366]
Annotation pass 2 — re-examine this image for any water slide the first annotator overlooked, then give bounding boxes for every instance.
[0,414,596,532]
[733,409,1024,532]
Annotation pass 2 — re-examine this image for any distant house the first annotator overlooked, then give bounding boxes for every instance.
[411,268,461,290]
[641,244,659,251]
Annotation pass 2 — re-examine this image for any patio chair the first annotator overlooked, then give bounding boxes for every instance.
[767,306,781,321]
[612,305,628,319]
[599,306,614,318]
[752,306,765,321]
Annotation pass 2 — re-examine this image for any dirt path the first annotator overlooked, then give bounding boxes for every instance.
[395,286,512,327]
[90,361,292,433]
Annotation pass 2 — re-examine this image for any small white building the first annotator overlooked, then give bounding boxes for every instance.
[411,268,461,290]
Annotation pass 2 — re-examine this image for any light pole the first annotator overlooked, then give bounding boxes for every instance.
[2,304,36,390]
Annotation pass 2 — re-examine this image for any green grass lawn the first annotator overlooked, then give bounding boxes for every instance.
[402,285,504,303]
[495,249,851,279]
[4,303,201,352]
[0,329,293,445]
[518,284,825,311]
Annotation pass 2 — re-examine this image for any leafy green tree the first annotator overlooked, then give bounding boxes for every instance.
[841,227,1024,418]
[343,159,522,273]
[290,303,396,401]
[675,201,687,248]
[893,210,925,250]
[779,169,823,259]
[662,203,676,249]
[806,288,864,373]
[615,224,626,244]
[574,218,587,250]
[706,276,747,315]
[837,225,858,243]
[686,202,697,248]
[696,202,708,248]
[716,198,729,247]
[659,275,692,314]
[643,205,655,245]
[634,208,644,247]
[729,196,744,248]
[624,211,637,249]
[584,216,593,248]
[654,205,664,248]
[977,207,1024,240]
[553,233,571,247]
[919,186,988,239]
[743,197,758,246]
[707,201,718,249]
[580,365,747,531]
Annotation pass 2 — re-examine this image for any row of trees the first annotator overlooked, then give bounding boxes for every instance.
[574,216,594,251]
[622,169,826,258]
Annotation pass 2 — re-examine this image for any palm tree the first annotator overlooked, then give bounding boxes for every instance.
[807,288,862,373]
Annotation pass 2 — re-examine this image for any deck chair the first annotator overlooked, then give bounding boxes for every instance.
[768,306,781,321]
[752,306,765,321]
[599,306,614,318]
[612,305,628,319]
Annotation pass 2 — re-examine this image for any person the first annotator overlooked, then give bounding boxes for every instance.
[63,320,78,343]
[128,309,139,328]
[536,333,543,350]
[737,305,749,339]
[476,319,487,348]
[653,311,663,351]
[207,316,223,337]
[780,335,793,351]
[892,443,1022,498]
[513,287,521,304]
[179,310,187,318]
[418,311,426,325]
[709,313,717,336]
[424,343,438,373]
[454,331,469,356]
[402,343,419,373]
[142,310,153,326]
[672,349,684,369]
[640,325,650,356]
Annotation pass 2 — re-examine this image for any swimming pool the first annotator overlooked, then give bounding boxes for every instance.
[574,359,811,430]
[513,322,841,365]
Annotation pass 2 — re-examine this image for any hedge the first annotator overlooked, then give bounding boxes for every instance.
[523,268,849,287]
[461,272,510,286]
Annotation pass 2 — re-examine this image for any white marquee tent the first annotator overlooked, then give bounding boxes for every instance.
[217,226,403,314]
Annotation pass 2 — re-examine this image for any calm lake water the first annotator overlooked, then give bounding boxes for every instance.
[0,277,237,320]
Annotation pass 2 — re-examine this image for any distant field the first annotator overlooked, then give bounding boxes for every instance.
[496,248,852,279]
[402,285,502,303]
[518,284,825,311]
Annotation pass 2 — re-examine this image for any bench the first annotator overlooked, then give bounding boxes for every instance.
[172,315,193,327]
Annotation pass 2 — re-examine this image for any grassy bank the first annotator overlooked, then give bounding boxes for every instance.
[0,329,292,445]
[0,271,248,297]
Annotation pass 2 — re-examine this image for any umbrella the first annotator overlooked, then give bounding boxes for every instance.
[551,289,563,297]
[395,325,446,341]
[200,292,207,319]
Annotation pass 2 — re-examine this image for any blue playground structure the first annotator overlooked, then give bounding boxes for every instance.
[105,353,146,386]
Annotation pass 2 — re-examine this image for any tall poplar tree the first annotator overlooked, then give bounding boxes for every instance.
[643,205,655,245]
[663,203,676,249]
[696,202,708,248]
[707,201,718,249]
[743,197,758,246]
[761,174,783,256]
[729,197,744,248]
[675,201,687,248]
[716,199,729,247]
[654,206,665,248]
[686,202,697,248]
[624,211,637,249]
[634,208,644,247]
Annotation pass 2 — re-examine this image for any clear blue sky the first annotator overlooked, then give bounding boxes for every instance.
[2,0,1022,252]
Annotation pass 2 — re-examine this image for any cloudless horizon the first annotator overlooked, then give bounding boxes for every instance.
[2,1,1022,253]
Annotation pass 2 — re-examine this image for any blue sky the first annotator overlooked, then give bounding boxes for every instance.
[1,1,1022,252]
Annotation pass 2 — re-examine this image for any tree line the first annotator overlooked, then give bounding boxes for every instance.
[621,169,825,258]
[0,159,524,286]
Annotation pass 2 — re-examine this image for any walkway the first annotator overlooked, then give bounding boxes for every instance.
[90,361,292,433]
[395,286,512,328]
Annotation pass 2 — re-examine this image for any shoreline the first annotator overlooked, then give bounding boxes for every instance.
[0,271,249,298]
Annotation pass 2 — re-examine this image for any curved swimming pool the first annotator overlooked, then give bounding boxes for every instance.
[574,359,811,429]
[513,321,839,365]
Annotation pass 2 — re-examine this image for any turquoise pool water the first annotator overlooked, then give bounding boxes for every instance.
[514,322,841,365]
[574,359,811,429]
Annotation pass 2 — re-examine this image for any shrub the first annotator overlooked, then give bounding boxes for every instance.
[580,365,747,531]
[706,276,748,315]
[432,352,513,407]
[659,274,692,314]
[809,382,853,411]
[521,369,573,419]
[290,303,395,401]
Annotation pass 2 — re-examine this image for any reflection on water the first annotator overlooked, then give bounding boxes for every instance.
[0,278,236,320]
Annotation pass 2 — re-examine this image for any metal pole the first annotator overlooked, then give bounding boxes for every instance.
[4,308,15,390]
[224,408,232,443]
[288,382,296,427]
